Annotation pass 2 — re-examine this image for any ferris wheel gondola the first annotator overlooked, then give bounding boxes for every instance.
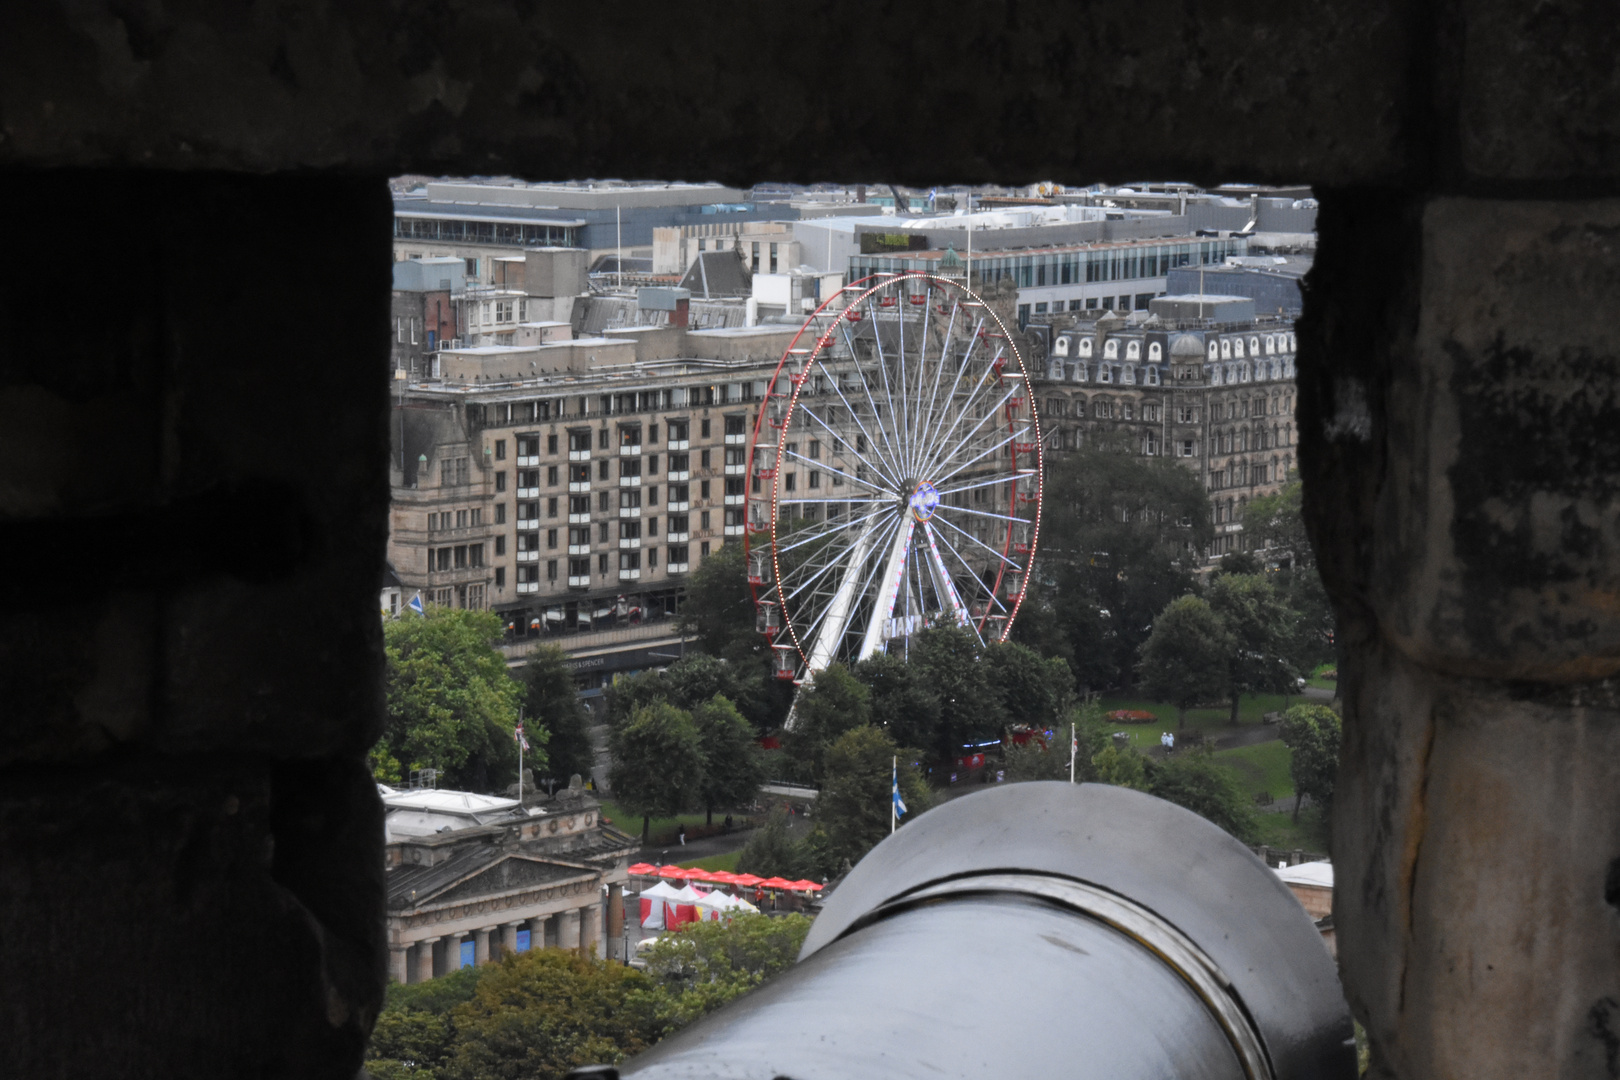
[742,273,1043,691]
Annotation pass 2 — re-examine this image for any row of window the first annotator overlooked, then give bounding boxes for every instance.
[426,508,484,530]
[491,419,711,462]
[854,238,1245,285]
[428,543,485,571]
[497,545,704,585]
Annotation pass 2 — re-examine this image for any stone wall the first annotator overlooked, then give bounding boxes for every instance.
[1,4,1619,1078]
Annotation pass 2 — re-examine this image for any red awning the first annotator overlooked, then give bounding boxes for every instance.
[626,863,658,876]
[788,879,823,891]
[758,877,794,889]
[732,873,764,887]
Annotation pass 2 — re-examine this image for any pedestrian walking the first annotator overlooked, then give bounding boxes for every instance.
[678,823,686,846]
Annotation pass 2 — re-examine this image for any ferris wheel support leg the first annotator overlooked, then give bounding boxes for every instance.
[802,518,881,677]
[858,517,918,662]
[921,522,970,629]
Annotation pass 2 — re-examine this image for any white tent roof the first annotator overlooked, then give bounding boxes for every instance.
[672,883,706,902]
[1275,861,1334,888]
[639,881,685,900]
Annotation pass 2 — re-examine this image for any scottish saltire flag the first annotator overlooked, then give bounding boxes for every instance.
[513,723,530,751]
[408,591,425,614]
[893,761,908,819]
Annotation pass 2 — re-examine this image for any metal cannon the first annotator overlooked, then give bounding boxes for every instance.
[574,781,1354,1080]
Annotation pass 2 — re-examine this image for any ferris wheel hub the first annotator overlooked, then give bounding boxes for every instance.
[908,480,940,523]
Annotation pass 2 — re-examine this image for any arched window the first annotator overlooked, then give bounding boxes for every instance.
[1241,362,1252,382]
[1249,337,1260,357]
[1104,339,1119,359]
[1221,338,1232,359]
[1207,340,1219,361]
[1211,365,1223,386]
[1265,335,1276,354]
[1078,338,1093,358]
[1148,342,1162,361]
[1122,365,1136,385]
[1145,366,1160,386]
[1074,363,1088,383]
[1054,336,1070,357]
[1098,364,1113,384]
[1233,337,1245,358]
[1126,340,1140,360]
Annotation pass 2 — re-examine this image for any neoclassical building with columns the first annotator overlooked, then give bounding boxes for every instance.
[381,782,638,982]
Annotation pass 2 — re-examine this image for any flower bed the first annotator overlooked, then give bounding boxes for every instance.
[1106,709,1159,724]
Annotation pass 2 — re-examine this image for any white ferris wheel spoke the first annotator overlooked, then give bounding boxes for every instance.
[931,524,1011,615]
[839,320,908,480]
[931,510,1024,570]
[916,372,1016,482]
[815,356,906,485]
[928,422,1022,491]
[914,298,963,476]
[935,472,1016,498]
[801,512,902,670]
[865,305,909,482]
[791,403,900,488]
[936,502,1030,526]
[859,513,919,661]
[774,502,891,556]
[778,447,895,498]
[920,521,971,630]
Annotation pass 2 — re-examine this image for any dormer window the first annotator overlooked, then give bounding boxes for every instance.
[1221,339,1232,359]
[1122,365,1136,385]
[1207,341,1219,361]
[1250,337,1260,357]
[1054,336,1071,357]
[1145,366,1160,386]
[1074,363,1088,382]
[1104,339,1119,360]
[1078,339,1093,358]
[1126,341,1141,360]
[1211,365,1224,386]
[1148,342,1162,361]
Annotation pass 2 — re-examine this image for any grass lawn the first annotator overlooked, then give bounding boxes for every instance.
[598,800,715,842]
[679,851,740,873]
[1212,740,1295,802]
[1253,804,1330,854]
[1096,692,1306,749]
[1306,661,1339,692]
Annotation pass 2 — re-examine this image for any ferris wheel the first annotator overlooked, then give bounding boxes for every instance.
[743,272,1043,686]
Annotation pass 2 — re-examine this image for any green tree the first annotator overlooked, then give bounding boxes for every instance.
[1206,572,1300,722]
[817,725,931,870]
[1146,750,1260,843]
[1137,595,1233,726]
[1040,431,1215,691]
[678,540,754,657]
[517,645,593,787]
[442,949,662,1080]
[734,808,816,880]
[638,914,813,1033]
[783,663,870,784]
[911,625,1005,765]
[691,694,765,824]
[852,651,937,752]
[1242,475,1313,571]
[1091,743,1149,790]
[608,701,705,841]
[381,607,526,791]
[1279,703,1342,824]
[663,653,744,713]
[984,640,1075,729]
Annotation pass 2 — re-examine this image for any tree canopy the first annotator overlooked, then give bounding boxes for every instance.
[1038,432,1215,691]
[607,701,705,840]
[816,725,932,870]
[1279,703,1342,825]
[1146,750,1260,844]
[782,663,870,785]
[691,694,765,824]
[379,607,526,791]
[1206,572,1300,721]
[517,644,592,788]
[1137,595,1232,724]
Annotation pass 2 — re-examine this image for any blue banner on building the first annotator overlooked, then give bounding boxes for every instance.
[459,940,475,969]
[516,930,531,952]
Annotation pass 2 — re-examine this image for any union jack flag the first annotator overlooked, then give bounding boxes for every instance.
[513,723,530,751]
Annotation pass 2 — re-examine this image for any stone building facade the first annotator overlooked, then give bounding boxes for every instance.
[1031,295,1298,557]
[383,785,637,980]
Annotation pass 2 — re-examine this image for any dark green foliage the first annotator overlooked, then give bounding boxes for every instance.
[817,725,931,869]
[607,701,705,840]
[852,651,936,751]
[1039,431,1215,692]
[1091,743,1150,790]
[984,640,1074,728]
[909,625,1005,764]
[1279,703,1342,825]
[1214,549,1264,576]
[1206,573,1300,721]
[1137,595,1233,724]
[379,607,527,791]
[440,950,661,1080]
[677,540,754,658]
[1006,592,1072,667]
[783,663,870,784]
[1146,749,1260,844]
[1242,476,1313,571]
[1003,701,1109,783]
[734,809,820,881]
[518,644,593,786]
[639,914,813,1032]
[691,694,765,824]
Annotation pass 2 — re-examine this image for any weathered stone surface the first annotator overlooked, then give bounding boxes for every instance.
[0,1,1411,185]
[1456,0,1620,181]
[0,756,384,1079]
[1372,198,1620,682]
[1335,642,1620,1079]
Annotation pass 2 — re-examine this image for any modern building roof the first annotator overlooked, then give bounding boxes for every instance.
[679,250,751,298]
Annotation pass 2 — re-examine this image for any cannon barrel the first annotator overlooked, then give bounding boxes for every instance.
[582,782,1355,1080]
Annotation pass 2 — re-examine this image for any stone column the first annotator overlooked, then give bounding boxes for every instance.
[500,921,521,957]
[474,926,492,965]
[389,946,409,985]
[1309,194,1620,1079]
[528,915,550,950]
[580,900,601,958]
[558,907,581,951]
[416,938,439,983]
[446,932,467,971]
[607,884,625,962]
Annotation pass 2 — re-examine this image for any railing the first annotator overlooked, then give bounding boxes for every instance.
[517,550,540,563]
[724,433,747,445]
[517,486,540,498]
[569,450,591,462]
[568,544,590,555]
[724,524,744,536]
[666,561,690,574]
[619,445,642,457]
[569,482,591,493]
[619,568,642,581]
[516,581,539,594]
[619,476,642,487]
[667,470,691,482]
[516,517,541,530]
[667,439,690,451]
[666,531,690,543]
[568,512,591,524]
[619,507,642,518]
[667,500,690,512]
[517,454,540,467]
[568,575,591,588]
[619,538,641,550]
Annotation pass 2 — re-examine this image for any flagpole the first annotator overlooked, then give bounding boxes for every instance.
[517,706,523,803]
[1069,721,1076,784]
